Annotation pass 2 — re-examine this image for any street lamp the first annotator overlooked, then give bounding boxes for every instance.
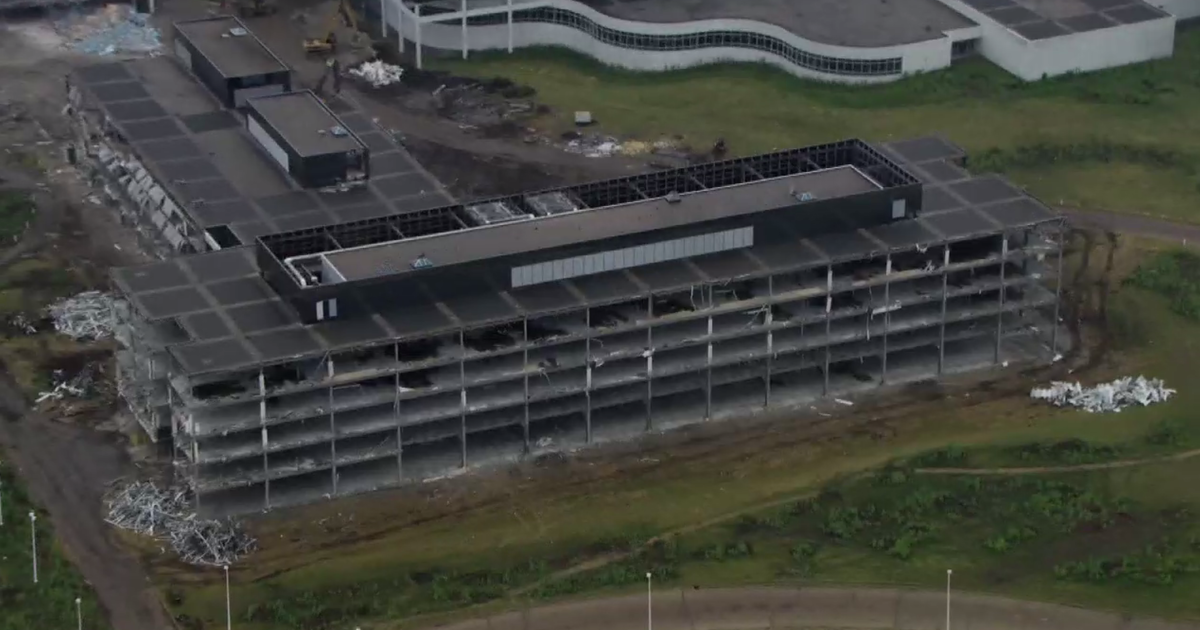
[645,571,652,630]
[75,597,82,630]
[224,565,232,630]
[0,478,5,526]
[29,511,37,584]
[945,569,953,630]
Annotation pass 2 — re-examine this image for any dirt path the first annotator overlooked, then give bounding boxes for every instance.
[916,447,1200,476]
[432,586,1200,630]
[1058,207,1200,246]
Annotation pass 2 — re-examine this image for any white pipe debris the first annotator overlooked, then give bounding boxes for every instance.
[1030,376,1175,413]
[47,291,115,341]
[104,481,256,566]
[349,60,404,88]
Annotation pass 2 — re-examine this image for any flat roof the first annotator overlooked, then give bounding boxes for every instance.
[73,57,452,241]
[324,166,881,283]
[174,16,289,78]
[248,91,367,158]
[112,137,1063,377]
[958,0,1170,41]
[573,0,977,47]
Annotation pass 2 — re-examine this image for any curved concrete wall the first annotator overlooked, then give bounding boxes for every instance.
[380,0,969,84]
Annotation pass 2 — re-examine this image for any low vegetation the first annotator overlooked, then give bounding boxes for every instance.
[0,192,34,243]
[433,30,1200,221]
[0,464,107,630]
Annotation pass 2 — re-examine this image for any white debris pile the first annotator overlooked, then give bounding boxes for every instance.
[36,364,98,405]
[349,60,404,88]
[104,481,257,566]
[1030,376,1175,413]
[47,291,116,341]
[564,135,622,158]
[55,5,161,57]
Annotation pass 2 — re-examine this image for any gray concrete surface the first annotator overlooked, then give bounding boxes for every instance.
[434,587,1200,630]
[573,0,977,46]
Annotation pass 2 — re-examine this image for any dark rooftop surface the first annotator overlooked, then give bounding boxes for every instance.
[248,91,366,157]
[325,165,882,283]
[174,16,289,78]
[113,135,1061,377]
[73,57,451,243]
[571,0,978,47]
[958,0,1170,40]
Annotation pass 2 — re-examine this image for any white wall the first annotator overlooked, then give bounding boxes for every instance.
[938,0,1175,81]
[387,0,961,84]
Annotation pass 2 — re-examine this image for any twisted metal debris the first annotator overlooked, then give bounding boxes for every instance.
[1030,376,1175,413]
[35,364,97,404]
[349,60,404,88]
[48,291,115,341]
[104,481,257,566]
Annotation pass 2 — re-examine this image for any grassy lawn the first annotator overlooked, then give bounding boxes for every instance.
[428,32,1200,222]
[0,463,108,630]
[161,235,1200,629]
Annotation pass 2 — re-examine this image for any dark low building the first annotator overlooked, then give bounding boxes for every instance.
[245,90,371,189]
[173,16,292,109]
[111,135,1067,516]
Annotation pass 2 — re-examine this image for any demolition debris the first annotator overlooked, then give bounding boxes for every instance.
[35,364,97,405]
[55,5,162,57]
[349,60,404,88]
[1030,376,1176,413]
[48,291,116,341]
[104,481,257,566]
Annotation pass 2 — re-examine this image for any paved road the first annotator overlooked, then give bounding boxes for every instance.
[438,587,1199,630]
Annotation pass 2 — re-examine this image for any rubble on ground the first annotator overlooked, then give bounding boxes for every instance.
[36,364,97,405]
[104,481,257,566]
[1030,376,1175,413]
[349,60,404,88]
[55,5,161,57]
[47,291,116,341]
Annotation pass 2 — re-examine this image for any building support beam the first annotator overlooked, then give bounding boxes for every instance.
[881,255,892,385]
[1050,224,1065,356]
[258,369,270,510]
[705,303,713,420]
[823,264,833,396]
[507,0,514,53]
[995,235,1008,363]
[394,342,402,482]
[459,330,467,468]
[584,307,593,443]
[461,0,468,60]
[380,0,387,38]
[397,0,404,52]
[645,297,654,431]
[414,3,422,69]
[764,275,773,408]
[328,358,338,496]
[938,246,950,376]
[522,318,531,453]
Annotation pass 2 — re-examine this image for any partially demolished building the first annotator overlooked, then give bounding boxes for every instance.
[69,18,1066,516]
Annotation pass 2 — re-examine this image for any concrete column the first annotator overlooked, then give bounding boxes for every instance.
[259,370,269,509]
[995,236,1008,363]
[507,0,514,53]
[381,0,387,38]
[415,3,422,69]
[764,276,773,408]
[1050,224,1065,356]
[459,331,467,468]
[394,343,402,482]
[584,307,592,443]
[645,297,656,429]
[823,264,832,396]
[398,0,404,52]
[938,246,950,376]
[881,255,891,385]
[522,318,530,453]
[461,0,468,60]
[328,358,337,496]
[705,310,713,420]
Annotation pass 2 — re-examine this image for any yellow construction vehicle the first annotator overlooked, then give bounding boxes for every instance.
[303,0,358,55]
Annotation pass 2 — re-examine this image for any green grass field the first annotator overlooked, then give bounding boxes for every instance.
[0,464,107,630]
[430,31,1200,222]
[164,238,1200,629]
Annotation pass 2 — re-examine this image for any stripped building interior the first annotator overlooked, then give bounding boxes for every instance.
[64,16,1067,516]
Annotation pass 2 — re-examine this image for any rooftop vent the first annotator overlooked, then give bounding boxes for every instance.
[665,191,682,204]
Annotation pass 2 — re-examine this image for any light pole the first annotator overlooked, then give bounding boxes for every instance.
[75,597,82,630]
[645,571,652,630]
[945,569,952,630]
[1,478,5,526]
[29,511,37,584]
[224,565,232,630]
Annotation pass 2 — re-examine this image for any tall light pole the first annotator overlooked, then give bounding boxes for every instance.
[0,478,5,526]
[945,569,952,630]
[75,597,82,630]
[224,565,232,630]
[645,571,652,630]
[29,511,37,584]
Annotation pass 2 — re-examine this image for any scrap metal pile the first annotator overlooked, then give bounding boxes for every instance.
[48,290,115,341]
[104,481,257,566]
[35,364,97,405]
[349,59,404,88]
[1030,376,1175,413]
[55,4,161,57]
